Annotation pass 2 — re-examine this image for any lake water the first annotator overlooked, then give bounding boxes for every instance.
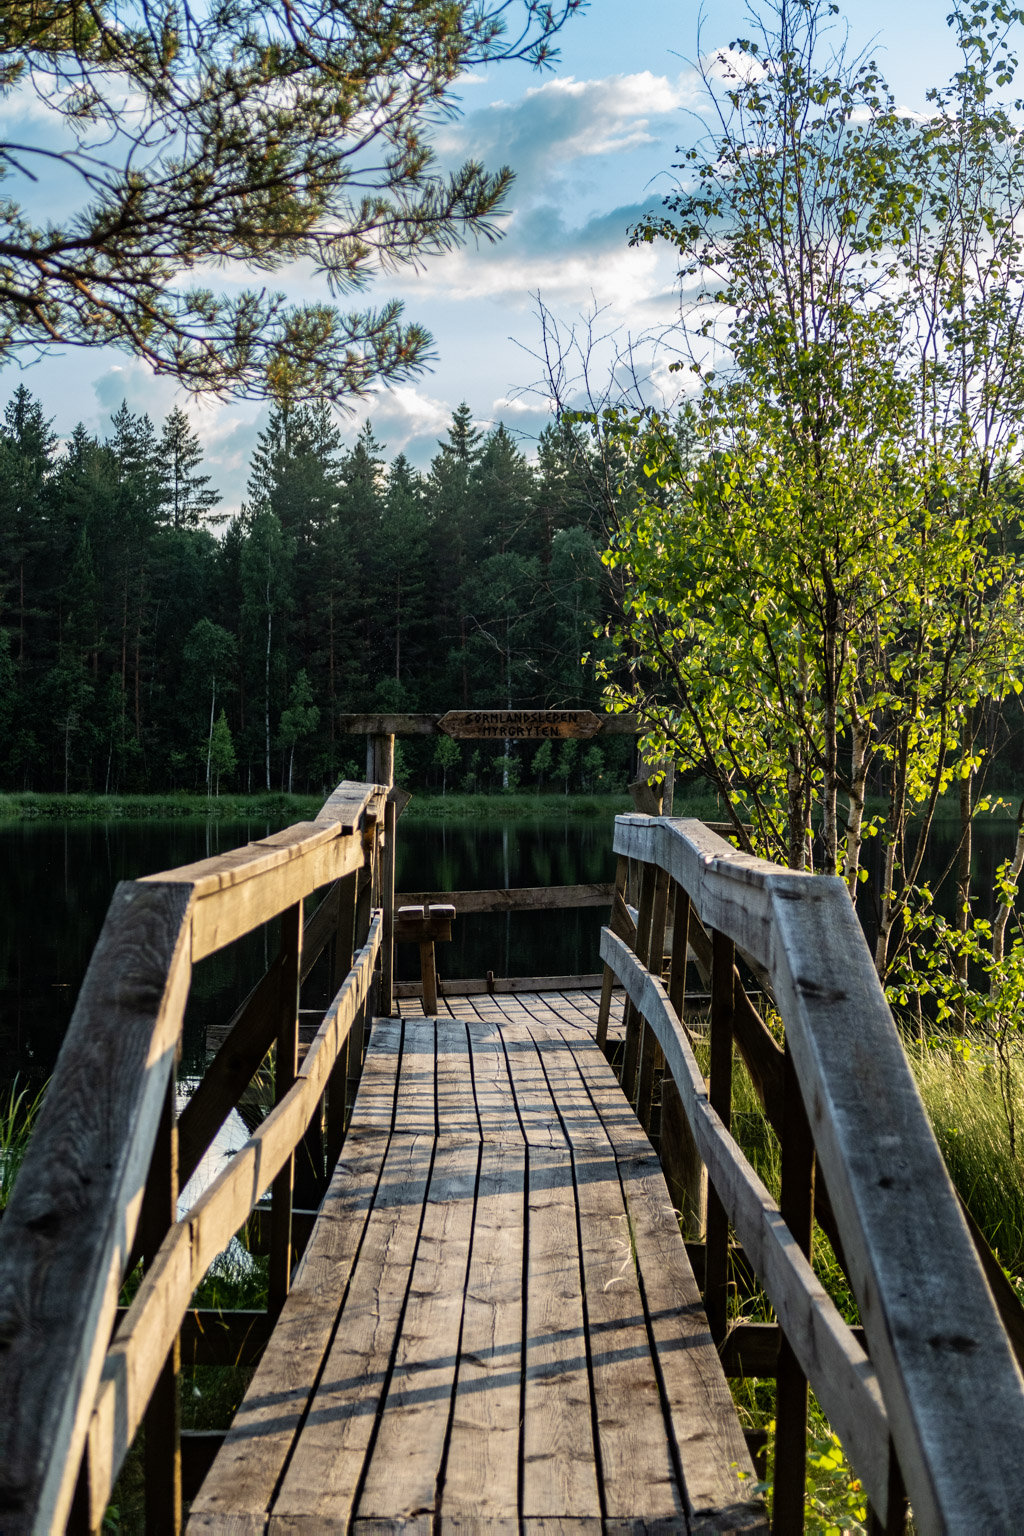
[0,814,618,1094]
[3,809,1022,1097]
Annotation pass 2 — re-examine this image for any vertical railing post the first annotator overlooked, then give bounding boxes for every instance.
[705,925,735,1344]
[620,859,656,1101]
[347,816,375,1106]
[143,1072,182,1534]
[636,864,670,1132]
[774,1034,816,1533]
[326,870,358,1172]
[596,854,629,1054]
[661,884,707,1238]
[868,1444,907,1534]
[367,731,395,791]
[381,797,396,1018]
[270,900,302,1314]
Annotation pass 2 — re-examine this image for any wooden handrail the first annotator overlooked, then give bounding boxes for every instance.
[83,913,382,1526]
[0,781,388,1534]
[602,815,1024,1531]
[601,925,890,1508]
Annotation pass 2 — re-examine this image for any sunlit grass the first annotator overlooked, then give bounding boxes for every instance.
[909,1040,1024,1277]
[0,1076,47,1209]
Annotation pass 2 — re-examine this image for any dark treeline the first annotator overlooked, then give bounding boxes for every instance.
[0,386,633,795]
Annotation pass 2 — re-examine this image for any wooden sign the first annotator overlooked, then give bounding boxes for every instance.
[437,709,602,741]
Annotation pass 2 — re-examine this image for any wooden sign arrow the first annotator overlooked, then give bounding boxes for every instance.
[436,709,603,741]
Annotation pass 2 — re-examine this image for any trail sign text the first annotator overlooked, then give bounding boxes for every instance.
[437,710,602,741]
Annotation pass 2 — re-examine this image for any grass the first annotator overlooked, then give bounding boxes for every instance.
[910,1039,1024,1279]
[691,1023,1024,1528]
[403,790,634,819]
[686,1038,875,1528]
[0,790,325,820]
[0,1076,47,1209]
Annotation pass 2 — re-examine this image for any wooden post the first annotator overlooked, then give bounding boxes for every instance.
[327,871,358,1170]
[419,938,439,1014]
[597,854,628,1052]
[661,884,707,1238]
[381,797,396,1017]
[270,901,302,1314]
[705,925,735,1344]
[620,860,656,1101]
[347,848,373,1106]
[143,1074,182,1535]
[773,1034,816,1533]
[868,1444,908,1534]
[636,865,670,1133]
[367,731,395,790]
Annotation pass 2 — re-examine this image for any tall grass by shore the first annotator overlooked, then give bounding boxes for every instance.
[0,788,726,822]
[911,1043,1024,1279]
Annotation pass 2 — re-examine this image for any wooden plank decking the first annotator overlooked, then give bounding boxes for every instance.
[189,998,762,1533]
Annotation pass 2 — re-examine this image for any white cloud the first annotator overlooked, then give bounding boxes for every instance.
[385,200,680,322]
[437,69,699,183]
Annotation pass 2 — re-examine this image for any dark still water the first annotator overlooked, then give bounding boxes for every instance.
[7,810,1021,1097]
[0,815,618,1093]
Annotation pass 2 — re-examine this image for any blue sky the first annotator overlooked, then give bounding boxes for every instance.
[3,1,966,512]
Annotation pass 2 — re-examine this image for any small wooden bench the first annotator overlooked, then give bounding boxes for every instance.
[394,901,455,1013]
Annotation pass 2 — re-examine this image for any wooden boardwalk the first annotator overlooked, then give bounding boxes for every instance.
[189,1000,763,1532]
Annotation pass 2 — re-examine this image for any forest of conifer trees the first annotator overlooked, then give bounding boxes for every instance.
[0,386,635,796]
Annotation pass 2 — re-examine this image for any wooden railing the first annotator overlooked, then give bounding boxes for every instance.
[597,815,1024,1533]
[0,781,391,1535]
[392,883,616,998]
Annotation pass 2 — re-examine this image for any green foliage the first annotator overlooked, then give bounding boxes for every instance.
[0,392,623,798]
[0,2,583,400]
[557,737,579,793]
[596,0,1024,1005]
[208,710,236,794]
[433,735,461,796]
[532,739,554,790]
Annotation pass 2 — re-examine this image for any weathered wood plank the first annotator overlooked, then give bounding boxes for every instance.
[434,1020,480,1141]
[189,835,363,961]
[356,1141,480,1521]
[393,1018,437,1136]
[611,816,811,974]
[187,1131,391,1524]
[440,1142,526,1524]
[353,1019,403,1135]
[268,1135,436,1525]
[521,1143,601,1521]
[496,1017,568,1149]
[0,880,192,1536]
[616,1156,765,1531]
[517,1010,609,1150]
[572,1143,686,1526]
[555,1029,651,1163]
[465,1018,523,1143]
[315,780,380,830]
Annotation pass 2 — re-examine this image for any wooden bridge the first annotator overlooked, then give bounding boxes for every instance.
[3,762,1024,1532]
